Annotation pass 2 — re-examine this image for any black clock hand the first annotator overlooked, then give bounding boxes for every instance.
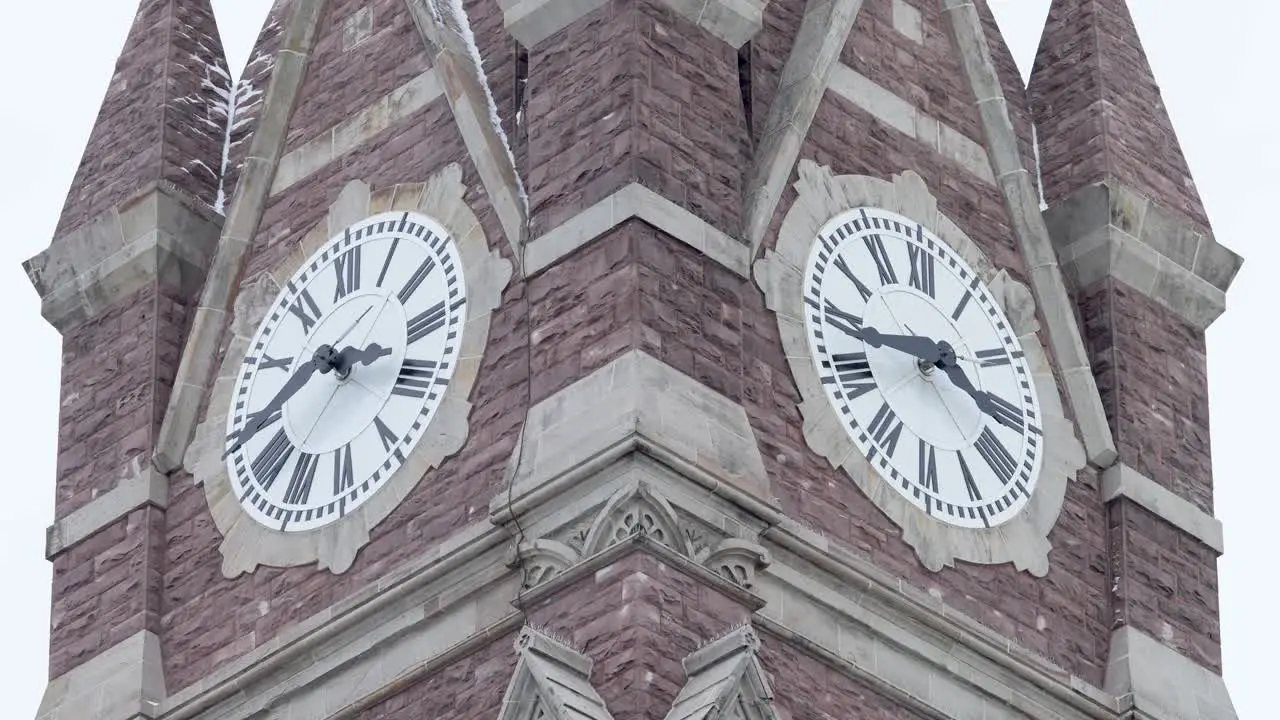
[938,361,1014,428]
[860,327,943,364]
[223,355,325,456]
[331,343,393,375]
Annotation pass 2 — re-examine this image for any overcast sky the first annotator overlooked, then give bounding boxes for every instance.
[0,1,1272,717]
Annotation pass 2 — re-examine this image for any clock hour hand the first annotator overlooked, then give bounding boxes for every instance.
[223,355,325,456]
[331,343,393,375]
[860,327,943,365]
[938,361,1014,429]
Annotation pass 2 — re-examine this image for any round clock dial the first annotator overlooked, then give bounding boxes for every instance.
[804,207,1044,528]
[224,211,466,532]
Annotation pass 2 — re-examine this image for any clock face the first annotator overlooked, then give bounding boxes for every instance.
[804,207,1044,529]
[224,211,466,532]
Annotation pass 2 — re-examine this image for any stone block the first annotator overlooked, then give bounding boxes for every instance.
[1104,626,1237,720]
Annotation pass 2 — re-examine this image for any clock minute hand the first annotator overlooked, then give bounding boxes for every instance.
[860,327,942,364]
[223,356,323,457]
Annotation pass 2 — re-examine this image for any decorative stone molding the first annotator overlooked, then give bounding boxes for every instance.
[497,0,764,48]
[705,538,770,591]
[405,0,527,262]
[45,458,168,559]
[754,161,1086,575]
[665,624,778,720]
[1104,626,1237,720]
[269,69,444,196]
[153,0,330,475]
[182,166,512,576]
[1043,181,1243,331]
[1101,463,1224,554]
[742,0,865,255]
[36,630,166,720]
[24,183,222,334]
[507,476,769,594]
[526,183,752,278]
[942,0,1118,468]
[495,349,775,513]
[497,626,614,720]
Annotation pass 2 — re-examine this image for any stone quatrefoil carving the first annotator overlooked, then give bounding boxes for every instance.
[507,482,771,593]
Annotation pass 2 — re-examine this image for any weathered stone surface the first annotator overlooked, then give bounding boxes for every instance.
[1029,0,1210,232]
[524,0,751,241]
[52,0,230,237]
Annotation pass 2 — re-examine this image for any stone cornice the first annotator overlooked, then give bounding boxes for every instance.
[1043,179,1244,331]
[498,0,764,48]
[1101,463,1224,554]
[24,182,223,334]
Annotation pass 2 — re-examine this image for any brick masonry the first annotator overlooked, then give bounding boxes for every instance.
[1028,0,1223,673]
[54,0,229,237]
[1029,0,1209,232]
[523,0,752,238]
[38,0,1231,709]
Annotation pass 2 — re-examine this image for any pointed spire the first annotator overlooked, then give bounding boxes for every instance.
[664,624,778,720]
[498,626,615,720]
[54,0,231,237]
[1027,0,1208,229]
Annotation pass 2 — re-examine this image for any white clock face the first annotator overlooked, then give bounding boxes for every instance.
[804,207,1044,528]
[224,211,466,532]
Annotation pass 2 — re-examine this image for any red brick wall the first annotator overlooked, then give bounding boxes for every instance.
[524,0,751,236]
[759,639,929,720]
[1028,0,1208,231]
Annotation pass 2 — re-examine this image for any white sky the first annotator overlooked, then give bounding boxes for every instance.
[0,0,1272,717]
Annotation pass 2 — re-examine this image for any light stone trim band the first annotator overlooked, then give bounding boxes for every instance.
[525,183,753,278]
[45,462,168,560]
[120,356,1128,720]
[1044,181,1243,331]
[940,0,1118,469]
[1101,463,1224,554]
[1104,626,1238,720]
[24,184,223,334]
[36,630,165,720]
[497,0,764,48]
[406,0,528,264]
[153,0,330,476]
[741,0,865,256]
[269,69,444,196]
[828,63,996,187]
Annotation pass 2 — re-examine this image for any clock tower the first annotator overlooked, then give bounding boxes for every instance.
[24,0,1242,718]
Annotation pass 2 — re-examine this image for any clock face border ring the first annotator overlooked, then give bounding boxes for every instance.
[183,165,514,577]
[753,161,1086,576]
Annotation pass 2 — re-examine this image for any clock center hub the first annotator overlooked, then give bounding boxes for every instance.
[280,291,409,455]
[862,286,986,451]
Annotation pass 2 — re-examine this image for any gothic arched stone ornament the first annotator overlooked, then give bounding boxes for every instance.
[753,160,1085,576]
[184,164,512,577]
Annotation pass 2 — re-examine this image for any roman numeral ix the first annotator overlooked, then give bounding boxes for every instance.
[392,359,437,399]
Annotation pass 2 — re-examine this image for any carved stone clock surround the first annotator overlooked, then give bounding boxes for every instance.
[183,164,513,576]
[753,160,1087,576]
